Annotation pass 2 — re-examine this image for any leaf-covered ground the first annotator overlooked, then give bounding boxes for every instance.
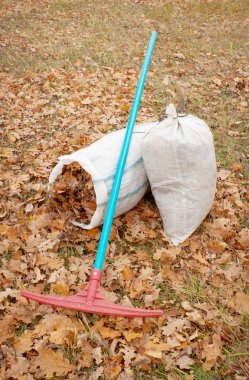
[0,1,249,379]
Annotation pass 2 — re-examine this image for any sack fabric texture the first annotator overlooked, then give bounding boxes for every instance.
[49,122,156,229]
[141,104,216,245]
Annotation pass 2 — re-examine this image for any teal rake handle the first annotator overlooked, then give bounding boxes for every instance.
[94,31,157,270]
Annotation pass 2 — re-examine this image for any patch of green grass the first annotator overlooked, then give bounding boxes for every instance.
[16,321,28,336]
[157,281,181,305]
[60,345,82,365]
[31,315,42,328]
[1,0,248,177]
[114,286,143,308]
[219,315,249,378]
[182,274,207,304]
[131,298,143,308]
[190,366,220,380]
[82,362,98,376]
[134,364,169,379]
[82,312,98,327]
[43,282,51,293]
[16,315,42,336]
[0,250,12,267]
[57,245,84,269]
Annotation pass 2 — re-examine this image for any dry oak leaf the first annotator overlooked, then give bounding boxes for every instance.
[6,357,29,379]
[0,224,19,242]
[30,348,73,378]
[49,316,82,345]
[0,314,16,344]
[231,163,243,172]
[144,339,169,359]
[200,334,223,371]
[186,310,205,326]
[78,341,93,368]
[33,314,82,342]
[89,366,104,380]
[14,330,34,355]
[104,358,122,379]
[9,258,23,273]
[175,355,195,369]
[181,301,193,312]
[227,292,249,314]
[217,169,231,181]
[237,228,249,248]
[92,347,103,365]
[162,318,187,336]
[35,254,63,270]
[207,240,227,255]
[98,326,122,339]
[120,345,136,366]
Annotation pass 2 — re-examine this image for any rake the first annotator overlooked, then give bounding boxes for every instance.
[21,32,163,318]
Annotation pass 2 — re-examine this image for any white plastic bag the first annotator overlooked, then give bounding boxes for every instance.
[49,122,157,229]
[141,104,216,245]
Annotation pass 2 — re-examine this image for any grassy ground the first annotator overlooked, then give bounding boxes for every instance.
[1,0,248,171]
[0,1,249,379]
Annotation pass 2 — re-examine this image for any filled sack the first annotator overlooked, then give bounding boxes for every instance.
[141,104,216,245]
[49,122,157,229]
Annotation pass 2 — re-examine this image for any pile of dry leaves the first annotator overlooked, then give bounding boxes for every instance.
[0,67,248,380]
[49,163,96,225]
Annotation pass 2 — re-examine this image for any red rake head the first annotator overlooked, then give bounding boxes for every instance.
[21,269,163,318]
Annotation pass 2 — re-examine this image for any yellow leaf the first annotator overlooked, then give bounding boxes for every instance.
[121,104,130,112]
[98,327,122,339]
[8,133,16,143]
[123,266,135,281]
[86,227,100,238]
[123,330,143,342]
[53,282,70,296]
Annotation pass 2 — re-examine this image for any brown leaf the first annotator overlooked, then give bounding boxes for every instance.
[175,355,194,369]
[6,357,29,379]
[207,240,227,254]
[228,292,249,314]
[0,224,19,242]
[199,334,223,371]
[9,259,22,273]
[162,318,187,336]
[104,358,122,379]
[30,348,73,378]
[186,310,205,326]
[14,331,33,355]
[144,339,169,358]
[78,342,93,368]
[0,314,16,344]
[231,163,243,172]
